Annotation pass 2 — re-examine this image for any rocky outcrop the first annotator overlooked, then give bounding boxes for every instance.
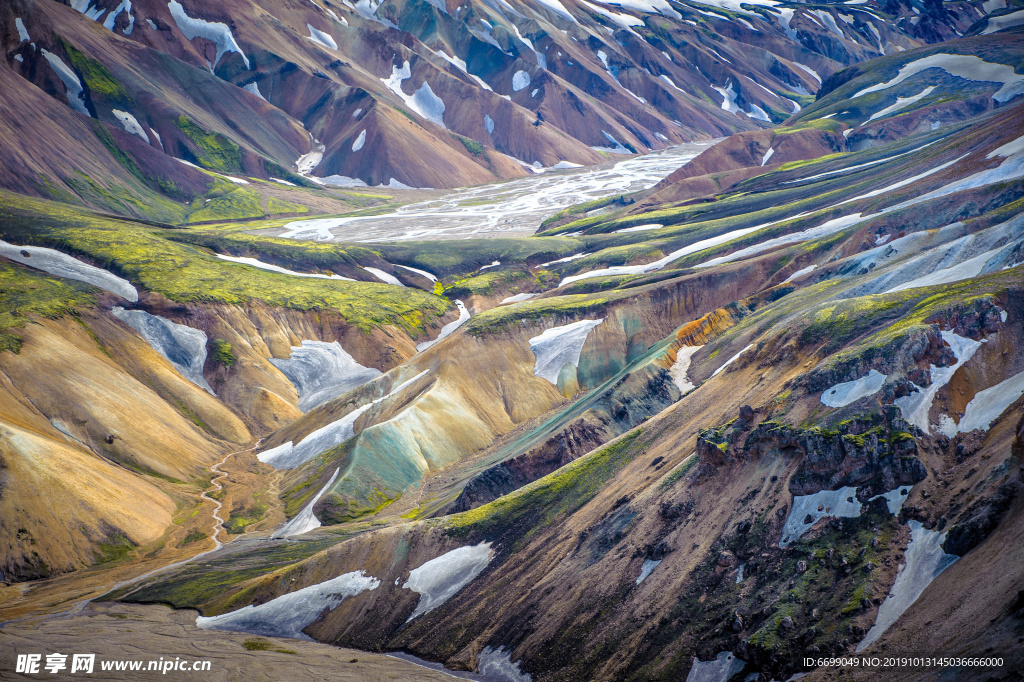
[697,406,926,497]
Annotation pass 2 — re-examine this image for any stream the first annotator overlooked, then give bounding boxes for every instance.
[277,141,714,242]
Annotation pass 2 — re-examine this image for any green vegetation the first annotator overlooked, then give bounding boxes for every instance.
[60,39,130,105]
[180,530,208,547]
[225,500,268,535]
[265,196,309,215]
[454,134,485,156]
[94,531,136,564]
[445,430,644,545]
[209,338,236,367]
[242,639,297,654]
[175,116,244,173]
[0,192,451,335]
[0,263,96,353]
[187,180,263,223]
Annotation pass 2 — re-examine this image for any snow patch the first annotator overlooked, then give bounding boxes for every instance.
[761,148,775,166]
[780,486,862,547]
[956,370,1024,433]
[40,50,90,116]
[783,264,817,282]
[484,113,495,134]
[196,571,380,638]
[112,109,149,143]
[404,543,494,620]
[685,651,745,682]
[856,521,957,651]
[271,468,340,537]
[853,54,1024,103]
[362,266,404,286]
[270,340,383,412]
[670,345,703,394]
[417,300,470,352]
[0,240,136,300]
[306,23,337,50]
[636,558,661,584]
[894,331,983,434]
[501,293,537,304]
[15,18,30,42]
[168,0,249,69]
[821,369,887,408]
[711,343,753,378]
[381,61,446,128]
[111,307,214,394]
[351,129,366,152]
[981,8,1024,34]
[865,86,936,124]
[529,319,604,384]
[614,223,663,233]
[393,264,438,281]
[477,646,532,681]
[258,370,430,469]
[215,254,355,280]
[512,70,531,91]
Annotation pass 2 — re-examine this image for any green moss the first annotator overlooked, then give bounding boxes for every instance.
[445,430,643,545]
[95,531,136,564]
[0,263,96,353]
[180,530,208,547]
[0,191,450,336]
[454,134,485,156]
[264,196,309,215]
[60,39,130,104]
[175,116,244,174]
[209,338,236,367]
[188,180,264,223]
[242,639,297,654]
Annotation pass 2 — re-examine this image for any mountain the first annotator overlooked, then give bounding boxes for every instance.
[1,3,1023,681]
[0,0,1002,210]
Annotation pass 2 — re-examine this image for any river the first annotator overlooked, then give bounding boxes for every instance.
[276,141,713,242]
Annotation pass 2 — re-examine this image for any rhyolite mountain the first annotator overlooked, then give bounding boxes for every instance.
[1,2,1024,682]
[0,0,1008,207]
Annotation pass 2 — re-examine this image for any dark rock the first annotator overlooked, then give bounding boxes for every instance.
[943,478,1020,556]
[780,616,794,630]
[736,520,752,534]
[796,560,807,574]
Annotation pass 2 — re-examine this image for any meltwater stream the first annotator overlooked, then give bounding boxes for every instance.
[277,142,713,242]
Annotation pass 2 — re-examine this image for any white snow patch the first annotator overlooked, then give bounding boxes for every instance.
[592,130,631,154]
[112,109,150,143]
[784,264,817,282]
[362,266,404,286]
[636,558,661,584]
[243,82,265,100]
[512,70,531,91]
[529,319,604,384]
[40,50,90,116]
[821,369,887,408]
[712,81,741,114]
[711,343,753,378]
[748,104,771,122]
[0,240,137,300]
[306,23,337,50]
[271,468,340,537]
[258,370,430,469]
[531,0,578,22]
[854,54,1024,103]
[982,9,1024,34]
[856,521,957,651]
[393,264,438,281]
[381,61,446,128]
[215,254,355,280]
[477,646,532,681]
[111,307,214,393]
[865,86,936,124]
[270,340,382,412]
[956,370,1024,433]
[404,543,494,620]
[484,113,495,134]
[670,345,703,394]
[351,129,366,152]
[168,0,249,69]
[894,331,983,434]
[761,148,775,166]
[271,178,296,186]
[685,651,745,682]
[196,571,380,638]
[615,223,663,233]
[417,300,470,352]
[15,18,30,42]
[794,62,822,84]
[501,293,537,304]
[481,260,500,270]
[780,486,861,547]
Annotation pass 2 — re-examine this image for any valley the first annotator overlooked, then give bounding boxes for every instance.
[1,1,1024,681]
